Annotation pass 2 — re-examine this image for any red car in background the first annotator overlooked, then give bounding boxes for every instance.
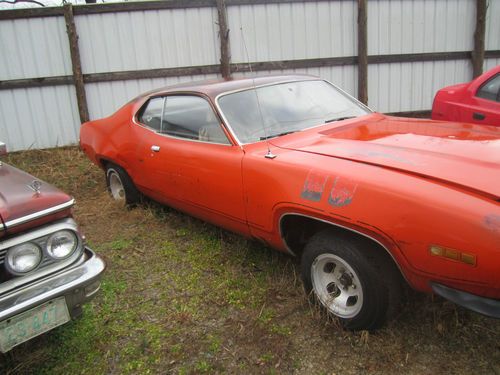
[432,65,500,126]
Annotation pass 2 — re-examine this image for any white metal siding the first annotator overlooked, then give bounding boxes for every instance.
[367,0,476,54]
[0,17,72,80]
[368,60,472,113]
[484,59,500,71]
[228,1,357,63]
[75,8,220,74]
[85,74,219,119]
[1,0,499,151]
[485,0,500,51]
[0,85,80,152]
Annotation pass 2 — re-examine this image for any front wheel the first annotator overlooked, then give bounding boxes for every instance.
[301,231,400,330]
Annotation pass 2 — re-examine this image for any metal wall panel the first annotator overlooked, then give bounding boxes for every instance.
[227,1,357,63]
[368,60,472,113]
[0,85,80,152]
[484,58,500,72]
[85,74,219,119]
[485,0,500,52]
[0,16,71,80]
[367,0,476,55]
[1,0,498,152]
[75,8,220,74]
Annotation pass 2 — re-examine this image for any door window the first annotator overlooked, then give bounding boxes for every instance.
[476,74,500,102]
[163,96,230,144]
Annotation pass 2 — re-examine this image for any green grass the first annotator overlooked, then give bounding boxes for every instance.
[1,147,499,375]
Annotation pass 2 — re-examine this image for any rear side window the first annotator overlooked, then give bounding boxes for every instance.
[136,96,230,144]
[476,74,500,102]
[137,97,164,131]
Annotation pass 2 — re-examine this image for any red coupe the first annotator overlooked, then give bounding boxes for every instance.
[80,75,500,330]
[432,65,500,126]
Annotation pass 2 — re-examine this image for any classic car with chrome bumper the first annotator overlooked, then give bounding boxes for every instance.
[0,142,105,352]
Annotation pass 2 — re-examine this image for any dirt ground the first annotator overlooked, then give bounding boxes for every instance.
[1,147,499,375]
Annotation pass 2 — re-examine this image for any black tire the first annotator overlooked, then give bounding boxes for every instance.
[105,163,140,205]
[301,230,401,331]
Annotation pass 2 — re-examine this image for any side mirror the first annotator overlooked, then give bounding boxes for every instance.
[0,142,7,156]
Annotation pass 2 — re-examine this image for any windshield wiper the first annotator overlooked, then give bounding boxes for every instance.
[325,116,356,123]
[260,130,298,140]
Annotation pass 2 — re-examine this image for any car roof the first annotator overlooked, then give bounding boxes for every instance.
[139,74,319,100]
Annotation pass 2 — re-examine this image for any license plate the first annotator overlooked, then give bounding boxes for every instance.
[0,297,70,352]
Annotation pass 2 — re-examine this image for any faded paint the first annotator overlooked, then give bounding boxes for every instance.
[328,177,358,208]
[301,169,328,202]
[484,214,500,233]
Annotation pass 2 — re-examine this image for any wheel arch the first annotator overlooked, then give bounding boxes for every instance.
[279,213,407,284]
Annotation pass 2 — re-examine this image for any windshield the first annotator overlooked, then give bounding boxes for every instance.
[217,80,371,144]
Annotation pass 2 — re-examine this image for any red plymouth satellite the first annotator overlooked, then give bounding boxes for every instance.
[0,142,105,352]
[80,75,500,330]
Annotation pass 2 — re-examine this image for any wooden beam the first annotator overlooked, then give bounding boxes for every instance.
[2,50,499,91]
[387,110,431,118]
[84,65,221,83]
[232,56,358,73]
[472,0,487,78]
[0,76,73,90]
[63,4,89,124]
[216,0,232,78]
[357,0,368,105]
[0,0,355,20]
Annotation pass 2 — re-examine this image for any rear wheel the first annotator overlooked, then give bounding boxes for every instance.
[301,230,400,330]
[105,164,140,205]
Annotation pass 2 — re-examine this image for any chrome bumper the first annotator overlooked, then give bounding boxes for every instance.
[0,248,105,322]
[431,282,500,319]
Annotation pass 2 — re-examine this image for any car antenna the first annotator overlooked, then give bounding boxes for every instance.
[240,27,276,159]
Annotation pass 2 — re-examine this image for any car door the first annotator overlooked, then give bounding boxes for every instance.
[461,73,500,126]
[132,94,249,234]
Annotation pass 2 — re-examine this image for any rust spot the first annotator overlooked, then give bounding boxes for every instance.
[301,170,328,202]
[328,177,358,207]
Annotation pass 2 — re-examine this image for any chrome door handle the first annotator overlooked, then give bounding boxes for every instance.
[151,145,160,152]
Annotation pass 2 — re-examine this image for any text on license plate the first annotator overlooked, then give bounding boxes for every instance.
[0,296,70,352]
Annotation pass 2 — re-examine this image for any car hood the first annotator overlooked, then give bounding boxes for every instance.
[272,113,500,199]
[0,163,73,237]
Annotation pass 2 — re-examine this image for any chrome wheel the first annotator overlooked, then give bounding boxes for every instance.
[311,253,363,319]
[107,170,125,201]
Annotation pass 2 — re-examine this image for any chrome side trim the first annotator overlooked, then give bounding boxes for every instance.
[278,213,405,278]
[4,199,75,229]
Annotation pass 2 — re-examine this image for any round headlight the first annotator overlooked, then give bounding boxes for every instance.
[46,230,79,260]
[6,243,42,274]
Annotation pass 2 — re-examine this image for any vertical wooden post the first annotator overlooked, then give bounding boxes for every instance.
[472,0,487,78]
[63,4,89,124]
[216,0,231,79]
[357,0,368,105]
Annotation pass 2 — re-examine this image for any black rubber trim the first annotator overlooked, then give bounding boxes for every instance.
[431,282,500,319]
